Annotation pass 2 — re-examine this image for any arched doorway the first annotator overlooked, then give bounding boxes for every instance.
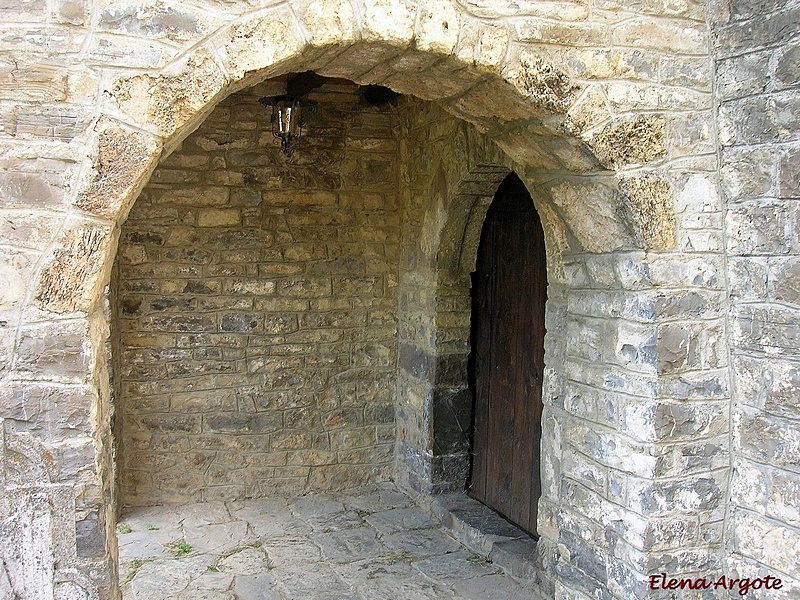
[469,173,547,537]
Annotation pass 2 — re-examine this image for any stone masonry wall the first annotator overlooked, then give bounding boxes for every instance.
[716,0,800,596]
[393,98,511,496]
[114,79,399,506]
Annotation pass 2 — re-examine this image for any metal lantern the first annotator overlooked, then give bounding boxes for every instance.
[259,95,316,155]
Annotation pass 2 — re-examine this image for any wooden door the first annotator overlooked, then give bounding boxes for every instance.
[469,173,547,537]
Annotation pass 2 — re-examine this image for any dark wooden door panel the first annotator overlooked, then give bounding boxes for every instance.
[469,173,547,537]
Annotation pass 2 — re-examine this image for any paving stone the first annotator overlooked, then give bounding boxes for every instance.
[315,527,387,564]
[252,517,313,541]
[217,546,271,575]
[341,486,414,514]
[305,509,365,533]
[290,495,347,519]
[271,563,355,599]
[337,557,455,600]
[233,574,282,600]
[413,550,501,582]
[118,526,184,561]
[181,570,235,592]
[366,507,436,534]
[173,588,236,600]
[382,528,462,558]
[262,536,322,565]
[177,501,232,526]
[126,554,215,600]
[227,497,292,525]
[119,487,552,600]
[451,574,540,600]
[183,520,253,554]
[228,498,313,540]
[120,505,182,532]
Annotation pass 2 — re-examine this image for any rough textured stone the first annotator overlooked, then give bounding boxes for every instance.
[589,115,667,169]
[621,175,676,251]
[112,48,229,139]
[35,223,113,314]
[76,119,161,219]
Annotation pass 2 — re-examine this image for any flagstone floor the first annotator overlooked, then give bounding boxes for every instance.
[117,483,543,600]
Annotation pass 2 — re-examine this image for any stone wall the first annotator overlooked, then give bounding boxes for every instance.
[114,79,399,506]
[393,99,510,496]
[1,0,797,599]
[716,0,800,596]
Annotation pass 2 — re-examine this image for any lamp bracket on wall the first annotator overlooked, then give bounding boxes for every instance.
[259,72,326,155]
[259,95,317,155]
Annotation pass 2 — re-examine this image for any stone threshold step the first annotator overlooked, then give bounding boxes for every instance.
[428,492,539,581]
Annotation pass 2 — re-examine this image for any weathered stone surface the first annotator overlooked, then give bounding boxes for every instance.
[294,0,357,46]
[589,115,666,169]
[545,180,637,252]
[361,0,416,43]
[416,0,460,54]
[620,175,676,251]
[76,119,161,219]
[505,56,579,112]
[218,7,306,82]
[35,222,113,314]
[112,48,229,139]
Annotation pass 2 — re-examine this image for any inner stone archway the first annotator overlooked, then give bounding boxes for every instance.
[12,5,727,598]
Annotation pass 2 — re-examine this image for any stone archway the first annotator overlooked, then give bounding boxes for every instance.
[5,4,727,599]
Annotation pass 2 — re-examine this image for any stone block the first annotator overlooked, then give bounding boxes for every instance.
[0,383,95,441]
[656,324,690,374]
[294,0,357,46]
[778,145,800,198]
[454,19,510,70]
[15,320,92,381]
[732,304,800,357]
[430,388,471,455]
[732,354,800,419]
[0,167,66,211]
[221,9,309,82]
[775,43,800,90]
[735,406,800,469]
[717,51,770,100]
[769,469,800,527]
[35,221,114,314]
[361,0,417,43]
[198,208,240,227]
[0,248,36,325]
[659,56,711,90]
[416,0,460,54]
[97,2,218,43]
[611,18,707,55]
[716,5,800,57]
[544,180,636,252]
[629,474,722,515]
[725,202,789,255]
[515,18,607,48]
[83,33,169,69]
[732,510,800,577]
[76,120,161,220]
[112,48,229,140]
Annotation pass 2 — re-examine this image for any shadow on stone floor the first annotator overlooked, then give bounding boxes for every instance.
[117,483,545,600]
